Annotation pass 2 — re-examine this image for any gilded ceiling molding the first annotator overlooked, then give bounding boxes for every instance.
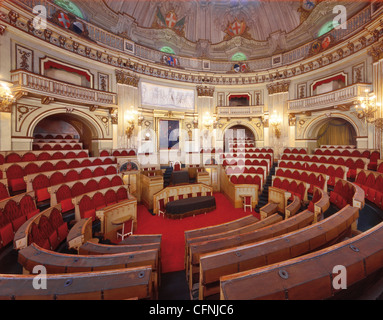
[196,85,215,98]
[368,40,383,63]
[0,24,6,36]
[115,70,139,88]
[266,81,291,95]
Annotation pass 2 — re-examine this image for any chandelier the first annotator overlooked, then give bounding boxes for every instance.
[355,89,382,126]
[0,80,15,110]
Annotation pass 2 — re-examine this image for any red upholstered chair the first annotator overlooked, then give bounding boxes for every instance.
[237,175,245,184]
[4,200,25,233]
[230,176,238,184]
[93,167,105,178]
[40,162,55,173]
[103,158,114,165]
[77,151,88,159]
[80,159,92,167]
[100,177,112,189]
[38,215,57,250]
[355,171,367,187]
[174,162,181,172]
[48,208,68,242]
[100,150,110,157]
[79,196,96,221]
[80,168,93,179]
[188,193,193,198]
[32,175,51,203]
[245,175,253,184]
[243,196,252,212]
[7,165,26,193]
[0,182,9,201]
[22,153,37,163]
[85,180,98,193]
[105,190,117,206]
[106,166,117,175]
[158,198,166,218]
[116,187,128,202]
[5,153,22,164]
[50,172,65,186]
[65,170,80,183]
[273,177,282,189]
[92,158,103,166]
[93,192,106,210]
[29,223,50,250]
[69,160,80,168]
[0,213,14,249]
[71,182,85,198]
[51,152,64,160]
[19,195,40,220]
[56,185,74,213]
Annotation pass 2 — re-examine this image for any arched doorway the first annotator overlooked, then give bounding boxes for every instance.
[223,124,256,152]
[316,118,357,147]
[32,114,99,155]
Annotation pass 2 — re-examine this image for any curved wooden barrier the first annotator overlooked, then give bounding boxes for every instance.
[66,218,93,251]
[188,210,315,292]
[199,205,359,300]
[0,267,152,300]
[18,243,160,298]
[185,214,283,284]
[220,219,383,300]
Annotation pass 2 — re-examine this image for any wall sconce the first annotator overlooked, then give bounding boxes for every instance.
[125,108,138,139]
[0,80,15,111]
[355,89,381,125]
[270,110,282,139]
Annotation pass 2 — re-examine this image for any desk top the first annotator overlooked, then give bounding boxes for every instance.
[166,196,216,215]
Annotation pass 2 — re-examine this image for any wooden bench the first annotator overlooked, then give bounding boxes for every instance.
[189,210,315,293]
[18,243,159,299]
[198,205,359,300]
[220,216,383,300]
[0,267,153,300]
[185,214,282,285]
[260,187,291,220]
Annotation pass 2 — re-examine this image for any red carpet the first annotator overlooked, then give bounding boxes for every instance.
[128,193,260,274]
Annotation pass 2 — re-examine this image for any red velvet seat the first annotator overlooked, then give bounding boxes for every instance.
[19,195,40,220]
[93,192,106,210]
[105,190,117,206]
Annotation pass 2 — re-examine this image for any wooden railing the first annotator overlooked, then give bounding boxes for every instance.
[11,70,117,107]
[287,84,372,113]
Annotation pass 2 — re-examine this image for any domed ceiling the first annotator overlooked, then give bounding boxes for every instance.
[72,0,370,60]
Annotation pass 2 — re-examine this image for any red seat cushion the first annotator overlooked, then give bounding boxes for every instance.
[26,209,40,220]
[308,201,315,213]
[0,223,14,247]
[57,223,68,242]
[48,231,60,250]
[9,178,26,192]
[11,215,27,232]
[61,198,74,213]
[36,188,50,202]
[83,209,96,222]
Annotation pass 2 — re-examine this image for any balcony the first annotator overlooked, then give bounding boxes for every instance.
[10,70,117,107]
[217,106,264,118]
[287,83,372,113]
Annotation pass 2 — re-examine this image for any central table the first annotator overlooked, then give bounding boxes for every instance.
[171,171,190,186]
[165,196,216,219]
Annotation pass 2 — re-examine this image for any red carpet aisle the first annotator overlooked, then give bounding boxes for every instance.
[132,193,260,274]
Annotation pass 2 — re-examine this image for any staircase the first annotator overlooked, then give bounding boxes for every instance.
[255,163,276,213]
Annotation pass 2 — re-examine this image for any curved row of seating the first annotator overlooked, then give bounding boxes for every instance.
[280,154,367,179]
[3,157,116,194]
[28,165,118,203]
[34,134,76,140]
[275,168,327,193]
[272,177,307,202]
[229,175,262,189]
[355,169,383,209]
[76,186,130,222]
[19,205,68,251]
[278,160,347,186]
[33,142,83,151]
[329,178,365,210]
[0,150,89,165]
[0,192,40,249]
[100,149,137,157]
[0,180,10,201]
[283,148,308,154]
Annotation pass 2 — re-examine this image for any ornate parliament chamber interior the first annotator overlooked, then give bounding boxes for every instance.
[2,0,383,302]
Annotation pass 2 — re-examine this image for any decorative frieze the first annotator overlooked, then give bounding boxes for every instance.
[266,81,291,95]
[115,70,139,88]
[196,85,215,98]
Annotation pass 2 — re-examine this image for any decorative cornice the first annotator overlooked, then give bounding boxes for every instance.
[115,69,139,88]
[266,81,291,95]
[0,24,6,35]
[196,85,215,98]
[368,40,383,63]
